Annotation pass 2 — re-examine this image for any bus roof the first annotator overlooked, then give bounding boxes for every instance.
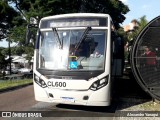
[41,13,111,21]
[39,13,112,28]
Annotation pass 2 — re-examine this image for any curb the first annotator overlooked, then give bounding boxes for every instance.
[0,83,33,93]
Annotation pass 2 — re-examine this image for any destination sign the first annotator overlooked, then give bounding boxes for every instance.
[40,17,107,28]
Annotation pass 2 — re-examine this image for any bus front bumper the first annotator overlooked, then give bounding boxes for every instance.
[34,83,111,106]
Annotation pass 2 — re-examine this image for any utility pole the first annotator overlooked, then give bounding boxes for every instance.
[8,39,11,75]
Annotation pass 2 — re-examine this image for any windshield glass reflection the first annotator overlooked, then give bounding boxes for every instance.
[39,29,106,71]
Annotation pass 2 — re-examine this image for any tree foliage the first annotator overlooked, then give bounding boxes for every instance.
[117,16,148,61]
[0,0,24,40]
[137,16,148,32]
[118,15,148,44]
[1,0,129,63]
[10,0,129,29]
[128,16,148,42]
[79,0,129,28]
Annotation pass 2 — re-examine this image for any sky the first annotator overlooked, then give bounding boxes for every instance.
[1,0,160,47]
[121,0,160,25]
[0,39,16,48]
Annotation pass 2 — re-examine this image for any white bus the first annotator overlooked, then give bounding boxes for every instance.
[29,13,123,106]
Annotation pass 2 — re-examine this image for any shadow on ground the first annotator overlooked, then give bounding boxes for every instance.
[114,72,152,110]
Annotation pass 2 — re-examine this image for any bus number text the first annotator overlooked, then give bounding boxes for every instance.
[47,81,66,87]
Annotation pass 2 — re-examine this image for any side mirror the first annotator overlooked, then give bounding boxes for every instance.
[25,17,39,45]
[30,17,38,26]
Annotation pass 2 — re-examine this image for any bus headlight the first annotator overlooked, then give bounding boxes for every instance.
[90,77,108,91]
[34,74,47,88]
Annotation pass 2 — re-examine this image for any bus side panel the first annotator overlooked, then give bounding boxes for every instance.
[112,37,124,76]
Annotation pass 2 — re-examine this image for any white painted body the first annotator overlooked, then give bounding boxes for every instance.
[32,13,122,106]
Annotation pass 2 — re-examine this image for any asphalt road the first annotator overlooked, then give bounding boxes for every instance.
[0,85,115,120]
[0,85,37,111]
[0,75,153,120]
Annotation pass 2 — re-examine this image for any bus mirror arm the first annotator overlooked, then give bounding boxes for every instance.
[25,24,38,46]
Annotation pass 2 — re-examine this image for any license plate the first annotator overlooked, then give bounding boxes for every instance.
[61,97,75,103]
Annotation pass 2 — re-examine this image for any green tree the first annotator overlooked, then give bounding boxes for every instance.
[0,0,23,40]
[127,16,148,42]
[119,16,148,61]
[0,0,25,70]
[5,0,129,62]
[10,0,129,29]
[79,0,129,29]
[0,1,33,61]
[137,15,148,32]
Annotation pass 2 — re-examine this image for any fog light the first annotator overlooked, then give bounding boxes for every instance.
[83,96,89,100]
[49,93,54,98]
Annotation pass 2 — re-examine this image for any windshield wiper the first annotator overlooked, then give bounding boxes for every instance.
[74,27,92,52]
[52,27,62,49]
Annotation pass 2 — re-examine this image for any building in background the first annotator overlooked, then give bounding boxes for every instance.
[123,19,138,32]
[5,54,33,69]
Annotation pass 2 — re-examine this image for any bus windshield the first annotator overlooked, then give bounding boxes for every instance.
[39,29,106,71]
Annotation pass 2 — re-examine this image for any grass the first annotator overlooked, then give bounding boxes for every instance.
[139,101,160,111]
[0,79,33,90]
